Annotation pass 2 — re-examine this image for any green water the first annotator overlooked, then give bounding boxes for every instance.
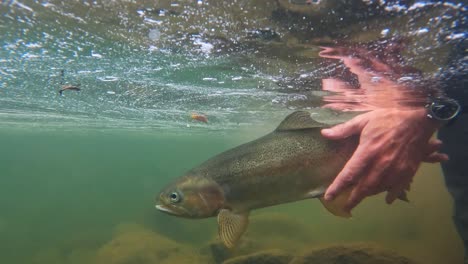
[0,127,463,264]
[0,128,230,263]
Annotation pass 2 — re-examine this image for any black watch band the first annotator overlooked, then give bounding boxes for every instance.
[426,97,461,122]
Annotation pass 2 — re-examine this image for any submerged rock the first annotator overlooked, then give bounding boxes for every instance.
[201,212,319,263]
[95,223,208,264]
[201,238,260,264]
[201,212,312,263]
[205,241,418,264]
[203,241,232,264]
[289,244,418,264]
[222,249,293,264]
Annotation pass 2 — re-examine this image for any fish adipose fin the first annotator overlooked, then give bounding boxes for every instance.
[276,111,326,131]
[217,209,249,248]
[319,188,352,218]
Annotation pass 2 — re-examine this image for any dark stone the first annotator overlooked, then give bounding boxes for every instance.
[208,241,232,264]
[289,244,418,264]
[200,238,262,264]
[222,249,292,264]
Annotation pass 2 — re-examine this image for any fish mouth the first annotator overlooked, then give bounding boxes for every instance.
[155,204,179,215]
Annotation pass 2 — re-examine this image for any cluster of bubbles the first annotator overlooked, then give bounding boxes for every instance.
[0,0,465,130]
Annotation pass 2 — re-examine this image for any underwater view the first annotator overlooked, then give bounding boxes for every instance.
[1,1,466,264]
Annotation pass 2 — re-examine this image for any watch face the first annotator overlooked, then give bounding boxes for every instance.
[430,99,461,121]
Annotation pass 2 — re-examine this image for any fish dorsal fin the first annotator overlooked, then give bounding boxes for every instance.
[217,209,249,248]
[276,111,325,131]
[319,188,352,218]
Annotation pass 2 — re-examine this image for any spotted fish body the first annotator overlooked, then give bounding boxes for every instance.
[192,124,357,213]
[156,111,359,248]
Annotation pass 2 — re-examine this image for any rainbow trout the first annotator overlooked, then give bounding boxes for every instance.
[156,111,405,248]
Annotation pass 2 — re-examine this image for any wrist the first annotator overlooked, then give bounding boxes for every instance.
[389,108,441,131]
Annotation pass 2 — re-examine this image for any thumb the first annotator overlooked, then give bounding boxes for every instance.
[321,113,369,140]
[424,138,443,155]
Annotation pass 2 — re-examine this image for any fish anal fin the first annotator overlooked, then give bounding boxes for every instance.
[276,111,326,131]
[319,188,352,218]
[217,209,249,249]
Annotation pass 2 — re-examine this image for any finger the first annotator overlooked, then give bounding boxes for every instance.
[344,186,368,213]
[424,138,443,155]
[385,179,411,204]
[343,166,391,211]
[385,190,400,204]
[405,182,411,191]
[321,114,369,140]
[423,152,449,163]
[385,186,407,204]
[324,146,375,201]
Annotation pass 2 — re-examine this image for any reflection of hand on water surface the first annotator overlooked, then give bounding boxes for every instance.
[318,45,449,212]
[319,46,426,111]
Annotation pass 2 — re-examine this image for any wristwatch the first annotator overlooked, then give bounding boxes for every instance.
[426,97,461,122]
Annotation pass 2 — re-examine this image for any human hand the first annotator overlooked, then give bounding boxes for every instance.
[322,108,448,213]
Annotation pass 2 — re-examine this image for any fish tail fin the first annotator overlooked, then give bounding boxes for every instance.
[319,188,352,218]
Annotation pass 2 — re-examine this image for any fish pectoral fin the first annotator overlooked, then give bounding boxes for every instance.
[319,188,352,218]
[217,209,249,249]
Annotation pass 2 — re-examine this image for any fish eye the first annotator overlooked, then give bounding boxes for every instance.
[169,191,181,203]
